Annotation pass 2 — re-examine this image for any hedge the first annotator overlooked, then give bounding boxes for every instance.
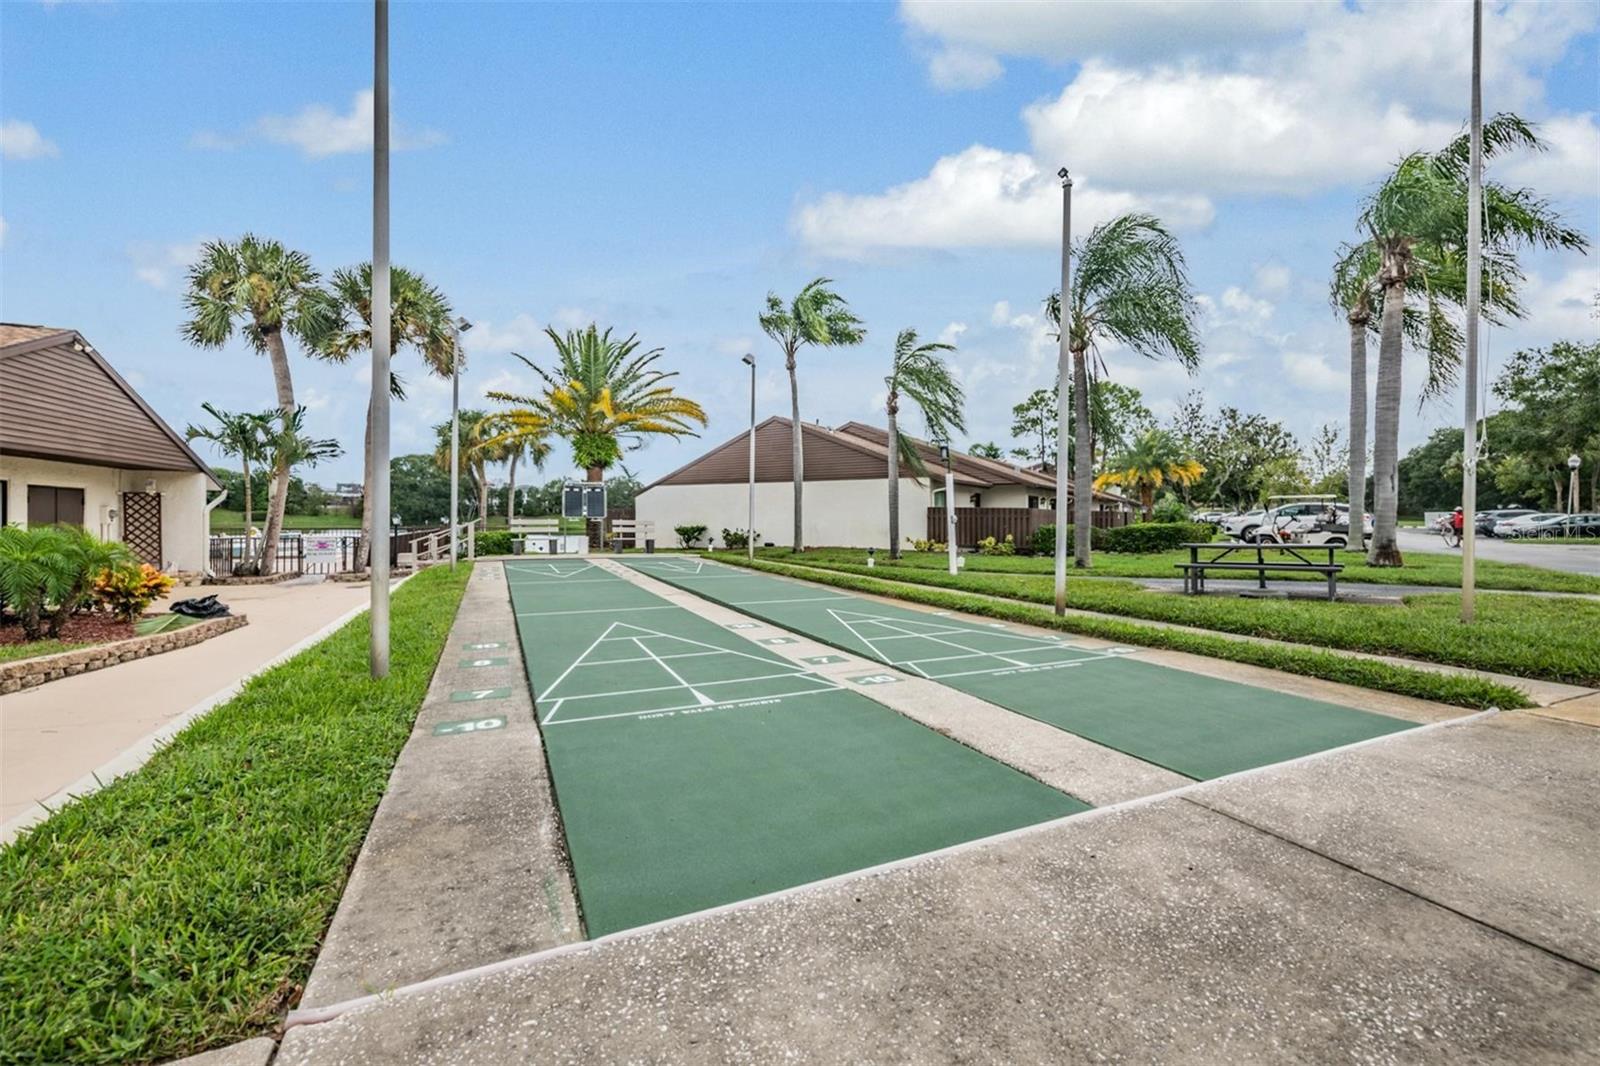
[1029,521,1214,556]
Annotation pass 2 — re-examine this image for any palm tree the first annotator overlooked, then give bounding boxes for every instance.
[1357,116,1589,565]
[1094,429,1205,519]
[759,279,866,552]
[483,325,707,484]
[434,410,492,522]
[1046,213,1201,567]
[320,263,456,563]
[472,426,549,519]
[883,329,965,559]
[181,235,338,573]
[185,403,272,528]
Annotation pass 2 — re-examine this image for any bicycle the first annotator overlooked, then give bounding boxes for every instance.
[1435,514,1462,548]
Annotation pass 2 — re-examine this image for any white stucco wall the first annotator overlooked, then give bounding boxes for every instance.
[637,478,936,549]
[0,455,210,572]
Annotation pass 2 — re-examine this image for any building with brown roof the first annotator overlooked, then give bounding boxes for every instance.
[1,324,220,573]
[635,416,1131,549]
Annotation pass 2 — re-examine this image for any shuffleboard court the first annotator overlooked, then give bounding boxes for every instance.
[620,557,1417,780]
[505,559,1085,937]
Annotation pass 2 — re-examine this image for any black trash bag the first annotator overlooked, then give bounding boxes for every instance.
[171,595,231,619]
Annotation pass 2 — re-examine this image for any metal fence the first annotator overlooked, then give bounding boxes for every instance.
[927,506,1131,549]
[208,527,444,576]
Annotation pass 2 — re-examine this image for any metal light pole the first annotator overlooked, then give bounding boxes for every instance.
[1460,0,1482,624]
[742,353,756,560]
[1053,167,1073,615]
[1569,454,1581,514]
[369,0,392,677]
[941,441,957,576]
[449,315,472,567]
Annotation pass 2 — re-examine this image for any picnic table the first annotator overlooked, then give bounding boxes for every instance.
[1176,541,1344,600]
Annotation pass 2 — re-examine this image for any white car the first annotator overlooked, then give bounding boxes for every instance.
[1252,502,1373,548]
[1493,512,1563,538]
[1220,509,1266,540]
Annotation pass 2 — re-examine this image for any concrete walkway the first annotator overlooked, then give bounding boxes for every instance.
[1398,527,1600,576]
[1,578,373,834]
[275,709,1599,1064]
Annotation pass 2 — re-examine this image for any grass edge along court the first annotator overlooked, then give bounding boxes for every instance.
[621,557,1420,781]
[504,558,1085,938]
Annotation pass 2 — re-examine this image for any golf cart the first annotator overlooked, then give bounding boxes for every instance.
[1248,495,1372,550]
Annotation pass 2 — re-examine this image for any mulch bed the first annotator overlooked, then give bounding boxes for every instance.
[0,613,136,647]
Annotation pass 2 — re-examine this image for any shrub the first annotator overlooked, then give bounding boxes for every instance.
[0,525,135,640]
[474,529,514,555]
[675,523,709,549]
[907,537,947,553]
[721,528,758,550]
[1100,521,1213,553]
[94,563,176,622]
[1151,493,1190,524]
[976,534,1016,556]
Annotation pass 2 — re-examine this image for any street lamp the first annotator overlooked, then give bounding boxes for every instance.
[940,440,957,576]
[742,354,756,560]
[1569,454,1582,515]
[450,315,473,568]
[1053,166,1073,615]
[370,0,392,678]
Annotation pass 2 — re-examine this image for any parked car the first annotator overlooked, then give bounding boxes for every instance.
[1252,500,1373,548]
[1492,512,1563,538]
[1220,509,1266,540]
[1474,508,1537,537]
[1191,510,1227,524]
[1531,513,1600,538]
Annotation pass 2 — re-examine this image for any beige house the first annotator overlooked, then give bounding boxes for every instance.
[636,416,1130,549]
[0,324,220,573]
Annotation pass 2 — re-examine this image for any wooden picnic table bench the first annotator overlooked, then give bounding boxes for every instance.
[1176,541,1344,601]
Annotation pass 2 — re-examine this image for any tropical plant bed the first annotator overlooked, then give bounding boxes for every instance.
[0,563,470,1065]
[0,614,244,693]
[714,553,1600,688]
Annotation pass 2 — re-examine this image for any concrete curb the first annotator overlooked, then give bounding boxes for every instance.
[0,574,415,847]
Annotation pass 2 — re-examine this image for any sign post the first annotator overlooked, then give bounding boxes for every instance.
[941,442,957,576]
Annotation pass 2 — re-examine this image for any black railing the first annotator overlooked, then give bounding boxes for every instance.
[209,529,438,576]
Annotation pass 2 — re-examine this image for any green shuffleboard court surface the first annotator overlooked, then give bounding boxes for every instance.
[505,559,1085,937]
[619,557,1417,781]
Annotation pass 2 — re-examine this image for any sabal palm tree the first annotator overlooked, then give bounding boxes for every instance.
[483,325,707,484]
[472,426,549,519]
[320,263,457,563]
[759,278,866,551]
[181,235,338,573]
[1046,213,1201,567]
[185,402,272,527]
[1357,117,1588,565]
[1094,429,1205,520]
[435,410,491,522]
[883,329,965,559]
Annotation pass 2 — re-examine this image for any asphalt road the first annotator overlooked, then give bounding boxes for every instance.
[1397,528,1599,576]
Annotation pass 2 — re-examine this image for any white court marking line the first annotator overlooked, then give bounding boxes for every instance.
[574,650,725,667]
[543,673,838,725]
[506,577,619,585]
[631,635,716,706]
[516,605,678,617]
[546,686,838,726]
[829,609,1036,670]
[504,562,602,578]
[729,595,856,606]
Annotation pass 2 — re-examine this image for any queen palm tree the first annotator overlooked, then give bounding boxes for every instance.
[181,236,338,573]
[435,410,491,522]
[1046,213,1201,567]
[1357,117,1588,565]
[320,263,457,564]
[883,329,965,559]
[759,279,866,552]
[472,426,550,519]
[185,403,272,528]
[483,325,707,485]
[1094,429,1205,520]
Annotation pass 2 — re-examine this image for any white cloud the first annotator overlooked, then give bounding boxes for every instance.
[926,47,1003,91]
[128,238,205,289]
[936,321,968,347]
[1253,262,1292,296]
[466,314,545,354]
[194,90,446,159]
[1281,350,1345,393]
[1516,266,1600,343]
[793,145,1213,258]
[1,119,59,160]
[1220,286,1273,321]
[1497,113,1600,201]
[0,215,7,248]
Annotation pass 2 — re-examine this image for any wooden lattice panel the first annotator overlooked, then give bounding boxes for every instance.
[121,491,162,566]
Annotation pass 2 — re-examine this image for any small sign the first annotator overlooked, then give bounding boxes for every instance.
[725,623,760,630]
[758,637,797,646]
[433,716,507,736]
[801,654,847,665]
[460,657,509,668]
[465,642,504,651]
[451,688,512,703]
[849,673,901,686]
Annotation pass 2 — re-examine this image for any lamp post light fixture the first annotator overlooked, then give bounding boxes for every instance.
[742,353,757,560]
[940,440,957,576]
[1052,166,1073,615]
[1569,454,1582,515]
[369,0,393,678]
[450,315,473,568]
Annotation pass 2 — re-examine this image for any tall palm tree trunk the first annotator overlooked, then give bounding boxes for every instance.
[357,403,375,569]
[506,452,519,518]
[241,457,253,531]
[1367,272,1408,566]
[1071,347,1093,567]
[255,328,296,574]
[1347,307,1369,532]
[886,396,900,559]
[788,348,804,552]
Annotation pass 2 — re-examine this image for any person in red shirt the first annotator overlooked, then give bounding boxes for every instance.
[1452,507,1465,533]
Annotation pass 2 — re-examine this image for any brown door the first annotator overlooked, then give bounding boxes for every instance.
[27,485,86,526]
[121,492,162,565]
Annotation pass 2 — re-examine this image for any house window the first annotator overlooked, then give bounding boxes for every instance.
[1027,495,1040,509]
[0,480,7,525]
[968,494,982,508]
[932,489,946,508]
[27,485,86,527]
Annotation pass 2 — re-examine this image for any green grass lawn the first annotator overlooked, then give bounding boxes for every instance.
[209,510,362,532]
[0,639,88,664]
[721,553,1599,688]
[0,564,470,1065]
[762,546,1600,596]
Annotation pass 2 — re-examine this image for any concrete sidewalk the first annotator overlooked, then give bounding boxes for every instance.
[1,578,373,832]
[275,709,1600,1064]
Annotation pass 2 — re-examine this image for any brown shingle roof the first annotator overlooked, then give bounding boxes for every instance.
[0,323,72,348]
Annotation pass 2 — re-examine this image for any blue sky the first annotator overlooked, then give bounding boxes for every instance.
[3,0,1596,489]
